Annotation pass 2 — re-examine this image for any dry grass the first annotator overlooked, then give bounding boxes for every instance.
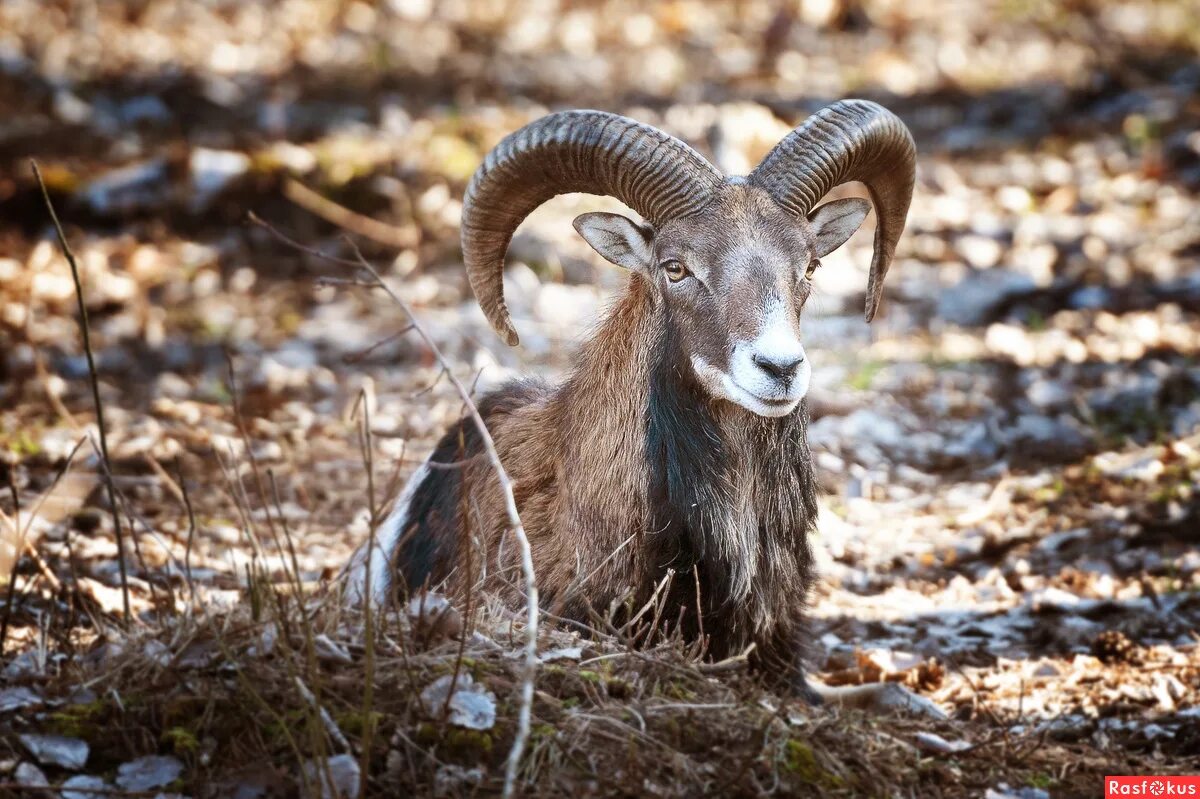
[0,585,1191,798]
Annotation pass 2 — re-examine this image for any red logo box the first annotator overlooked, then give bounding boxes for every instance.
[1106,777,1200,797]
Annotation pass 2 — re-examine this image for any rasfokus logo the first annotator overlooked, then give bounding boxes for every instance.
[1106,777,1200,797]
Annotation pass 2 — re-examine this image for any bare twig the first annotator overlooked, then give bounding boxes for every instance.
[1,470,23,652]
[31,159,132,623]
[342,326,414,364]
[175,458,198,602]
[352,389,379,798]
[294,674,351,752]
[250,213,540,798]
[284,177,420,250]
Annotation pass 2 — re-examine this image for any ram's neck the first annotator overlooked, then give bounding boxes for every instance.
[553,273,661,528]
[644,330,818,644]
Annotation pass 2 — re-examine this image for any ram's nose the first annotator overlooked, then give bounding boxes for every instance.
[752,352,805,384]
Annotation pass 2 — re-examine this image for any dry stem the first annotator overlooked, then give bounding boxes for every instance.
[248,213,540,798]
[30,159,132,623]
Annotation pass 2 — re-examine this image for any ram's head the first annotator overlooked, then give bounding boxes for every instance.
[462,100,916,417]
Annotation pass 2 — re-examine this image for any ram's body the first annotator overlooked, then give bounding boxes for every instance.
[347,101,915,692]
[355,272,818,671]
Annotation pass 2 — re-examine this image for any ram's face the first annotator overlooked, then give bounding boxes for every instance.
[574,182,870,418]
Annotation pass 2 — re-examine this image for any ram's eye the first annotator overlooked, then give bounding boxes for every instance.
[804,259,821,279]
[662,260,690,283]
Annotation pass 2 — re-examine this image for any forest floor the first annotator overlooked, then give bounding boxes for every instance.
[1,1,1198,796]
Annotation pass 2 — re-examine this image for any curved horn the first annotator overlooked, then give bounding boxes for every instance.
[749,99,916,322]
[462,110,724,345]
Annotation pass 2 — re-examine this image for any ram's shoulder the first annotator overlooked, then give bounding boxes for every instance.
[478,377,553,418]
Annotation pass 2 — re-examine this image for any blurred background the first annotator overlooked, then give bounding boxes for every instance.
[1,0,1199,778]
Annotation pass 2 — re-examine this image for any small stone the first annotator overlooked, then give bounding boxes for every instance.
[115,755,184,791]
[1151,677,1177,712]
[15,761,48,788]
[420,674,497,730]
[302,753,360,799]
[0,686,43,713]
[19,734,88,770]
[82,159,170,215]
[539,646,583,663]
[913,731,971,754]
[957,234,1004,269]
[1001,415,1091,464]
[62,775,109,799]
[1026,379,1073,409]
[1068,285,1111,310]
[189,148,251,212]
[940,269,1035,326]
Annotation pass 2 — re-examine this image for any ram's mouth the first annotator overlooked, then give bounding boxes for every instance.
[750,393,796,408]
[726,380,803,417]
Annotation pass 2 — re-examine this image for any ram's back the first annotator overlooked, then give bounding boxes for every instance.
[390,377,557,599]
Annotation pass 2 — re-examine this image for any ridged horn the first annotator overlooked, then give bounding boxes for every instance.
[461,110,724,345]
[749,99,916,322]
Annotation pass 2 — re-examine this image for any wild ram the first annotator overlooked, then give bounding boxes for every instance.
[347,99,920,705]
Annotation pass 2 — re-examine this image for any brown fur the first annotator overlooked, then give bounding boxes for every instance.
[372,183,845,691]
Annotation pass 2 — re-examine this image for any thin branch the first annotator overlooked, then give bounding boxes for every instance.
[31,159,132,623]
[175,458,198,602]
[250,213,540,798]
[285,178,420,250]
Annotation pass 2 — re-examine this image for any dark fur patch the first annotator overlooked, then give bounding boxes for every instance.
[645,321,819,666]
[395,380,546,594]
[395,418,477,593]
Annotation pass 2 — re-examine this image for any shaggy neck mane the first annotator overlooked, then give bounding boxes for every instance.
[557,275,819,652]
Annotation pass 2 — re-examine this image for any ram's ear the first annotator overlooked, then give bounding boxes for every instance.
[807,198,871,257]
[573,212,654,271]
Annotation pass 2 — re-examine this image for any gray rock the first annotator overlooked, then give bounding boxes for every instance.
[939,269,1035,326]
[0,686,43,713]
[115,755,184,791]
[942,420,1001,465]
[1026,378,1074,409]
[62,775,109,799]
[302,754,360,799]
[420,673,497,730]
[82,159,169,215]
[189,148,251,212]
[1068,285,1111,310]
[1001,415,1091,463]
[14,761,48,787]
[19,734,88,770]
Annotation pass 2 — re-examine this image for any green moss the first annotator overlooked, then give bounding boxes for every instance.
[336,710,384,738]
[662,681,696,702]
[443,728,494,756]
[781,740,843,788]
[605,676,633,699]
[1028,773,1056,790]
[47,697,110,738]
[1031,479,1065,503]
[415,722,438,747]
[413,722,494,758]
[530,723,556,741]
[263,709,309,745]
[3,429,42,458]
[162,726,200,756]
[578,670,601,684]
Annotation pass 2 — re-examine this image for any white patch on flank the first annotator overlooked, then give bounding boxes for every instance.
[693,300,810,418]
[343,460,432,606]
